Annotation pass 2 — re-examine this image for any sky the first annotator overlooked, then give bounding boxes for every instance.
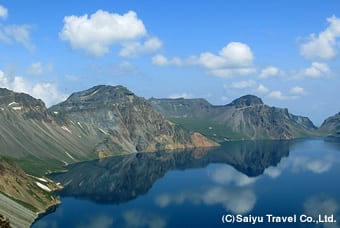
[0,0,340,126]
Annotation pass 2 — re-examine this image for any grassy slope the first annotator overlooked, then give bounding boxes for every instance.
[170,117,246,142]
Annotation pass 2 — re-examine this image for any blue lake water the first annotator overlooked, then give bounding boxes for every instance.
[33,139,340,228]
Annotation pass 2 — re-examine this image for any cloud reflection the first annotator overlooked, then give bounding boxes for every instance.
[264,155,334,179]
[155,186,256,214]
[290,156,333,174]
[210,166,258,186]
[76,215,114,228]
[123,210,166,228]
[304,196,339,228]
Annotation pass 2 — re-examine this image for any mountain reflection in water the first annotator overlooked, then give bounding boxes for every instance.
[51,140,290,204]
[34,139,340,228]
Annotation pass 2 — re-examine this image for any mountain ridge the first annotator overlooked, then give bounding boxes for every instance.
[1,85,217,174]
[149,94,318,141]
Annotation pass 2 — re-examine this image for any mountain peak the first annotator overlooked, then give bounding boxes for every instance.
[65,85,135,105]
[229,95,263,107]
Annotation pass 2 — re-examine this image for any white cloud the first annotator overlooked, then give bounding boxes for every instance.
[168,92,193,99]
[259,66,280,78]
[300,16,340,59]
[152,54,191,66]
[0,70,66,107]
[231,80,256,89]
[0,70,8,86]
[120,37,162,57]
[152,42,255,78]
[290,86,305,95]
[152,54,168,66]
[27,62,53,76]
[198,42,255,77]
[304,62,330,78]
[0,24,34,50]
[257,84,269,93]
[268,90,297,100]
[209,68,255,78]
[0,5,8,20]
[60,10,147,57]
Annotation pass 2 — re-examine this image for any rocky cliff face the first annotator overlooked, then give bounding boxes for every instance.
[0,88,51,121]
[150,95,317,141]
[319,112,340,141]
[49,85,218,154]
[319,112,340,134]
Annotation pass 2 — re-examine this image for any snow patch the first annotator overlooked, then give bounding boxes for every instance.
[8,102,19,106]
[98,128,109,135]
[11,106,22,111]
[64,151,75,160]
[61,126,72,134]
[62,160,68,165]
[77,121,82,128]
[53,111,58,115]
[37,178,48,183]
[36,182,51,192]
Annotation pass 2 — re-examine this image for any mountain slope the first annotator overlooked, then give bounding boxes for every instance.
[319,112,340,134]
[0,86,217,174]
[319,112,340,141]
[149,95,317,141]
[0,88,110,174]
[49,85,218,154]
[0,159,60,227]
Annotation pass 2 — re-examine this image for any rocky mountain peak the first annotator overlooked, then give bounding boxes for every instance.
[52,85,138,112]
[0,88,49,121]
[229,95,263,107]
[68,85,134,102]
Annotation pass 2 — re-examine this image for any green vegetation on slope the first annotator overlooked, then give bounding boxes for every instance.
[170,117,246,141]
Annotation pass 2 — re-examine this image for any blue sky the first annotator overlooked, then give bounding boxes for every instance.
[0,1,340,125]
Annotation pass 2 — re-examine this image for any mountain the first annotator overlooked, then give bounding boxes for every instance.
[0,159,60,227]
[0,88,110,174]
[149,95,317,141]
[51,140,290,204]
[319,112,340,141]
[49,85,218,155]
[319,112,340,134]
[0,86,217,174]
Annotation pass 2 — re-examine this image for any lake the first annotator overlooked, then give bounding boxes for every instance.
[32,139,340,228]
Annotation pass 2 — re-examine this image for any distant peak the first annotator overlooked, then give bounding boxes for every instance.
[89,85,132,93]
[229,95,263,107]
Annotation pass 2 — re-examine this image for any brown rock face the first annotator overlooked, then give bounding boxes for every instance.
[191,132,219,148]
[0,214,11,228]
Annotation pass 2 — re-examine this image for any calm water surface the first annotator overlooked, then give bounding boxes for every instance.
[33,139,340,228]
